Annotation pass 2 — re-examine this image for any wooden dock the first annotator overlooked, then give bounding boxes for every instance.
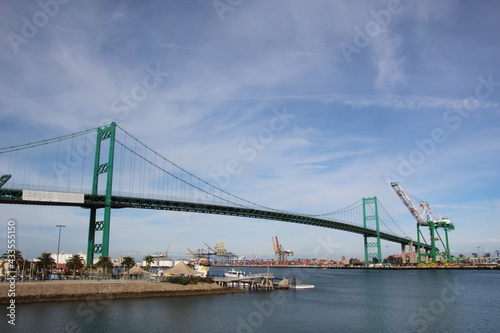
[213,274,290,291]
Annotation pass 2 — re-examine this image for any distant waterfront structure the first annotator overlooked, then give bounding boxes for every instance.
[142,254,174,269]
[50,252,87,265]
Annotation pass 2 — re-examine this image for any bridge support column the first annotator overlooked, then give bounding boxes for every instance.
[401,244,407,264]
[86,123,116,266]
[363,197,382,265]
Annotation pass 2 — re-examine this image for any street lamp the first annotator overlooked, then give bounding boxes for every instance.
[56,225,66,272]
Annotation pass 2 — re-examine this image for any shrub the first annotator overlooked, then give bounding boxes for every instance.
[165,276,190,285]
[164,276,214,285]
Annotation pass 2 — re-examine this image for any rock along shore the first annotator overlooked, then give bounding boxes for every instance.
[0,280,245,304]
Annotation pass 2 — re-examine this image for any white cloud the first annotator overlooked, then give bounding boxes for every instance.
[0,1,499,260]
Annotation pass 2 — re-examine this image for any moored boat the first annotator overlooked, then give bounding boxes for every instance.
[224,269,246,278]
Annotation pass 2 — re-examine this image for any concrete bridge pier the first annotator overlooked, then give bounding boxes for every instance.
[401,242,417,265]
[401,243,407,264]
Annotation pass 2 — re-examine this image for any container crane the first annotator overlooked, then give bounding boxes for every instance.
[272,236,293,265]
[165,244,171,259]
[0,174,11,188]
[391,182,454,263]
[213,242,238,264]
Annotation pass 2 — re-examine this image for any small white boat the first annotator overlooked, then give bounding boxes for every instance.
[224,269,246,278]
[292,284,315,289]
[194,264,209,277]
[291,276,314,289]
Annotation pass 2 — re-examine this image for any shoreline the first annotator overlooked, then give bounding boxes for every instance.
[213,264,500,270]
[0,280,245,304]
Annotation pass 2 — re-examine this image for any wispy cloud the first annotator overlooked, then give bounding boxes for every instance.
[0,1,499,259]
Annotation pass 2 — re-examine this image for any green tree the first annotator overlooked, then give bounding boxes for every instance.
[96,256,114,277]
[0,250,25,276]
[121,256,135,273]
[143,255,154,271]
[66,254,85,279]
[36,252,56,280]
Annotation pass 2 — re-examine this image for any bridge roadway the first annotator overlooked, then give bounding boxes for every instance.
[0,188,431,250]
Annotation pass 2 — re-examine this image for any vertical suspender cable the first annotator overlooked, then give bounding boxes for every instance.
[23,147,30,187]
[68,135,74,190]
[39,145,45,190]
[81,133,88,193]
[53,139,61,190]
[13,150,18,185]
[131,139,136,196]
[119,133,126,196]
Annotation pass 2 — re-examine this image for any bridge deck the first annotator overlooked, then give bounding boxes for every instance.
[0,188,431,250]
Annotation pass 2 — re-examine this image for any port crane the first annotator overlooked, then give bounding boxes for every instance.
[186,242,238,265]
[391,182,455,263]
[165,244,171,259]
[0,174,11,188]
[272,236,293,265]
[186,246,214,264]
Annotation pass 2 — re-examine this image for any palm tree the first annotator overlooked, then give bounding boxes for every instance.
[143,255,154,271]
[36,252,56,280]
[66,254,85,279]
[96,256,114,277]
[0,250,25,276]
[121,256,136,273]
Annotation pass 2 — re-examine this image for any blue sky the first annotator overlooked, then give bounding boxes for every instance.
[1,0,499,261]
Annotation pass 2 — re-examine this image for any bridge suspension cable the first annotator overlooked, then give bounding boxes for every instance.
[0,127,97,154]
[378,200,410,239]
[115,125,301,214]
[0,127,98,194]
[0,123,410,242]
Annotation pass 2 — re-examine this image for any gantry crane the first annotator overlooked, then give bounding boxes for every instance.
[186,246,214,264]
[165,244,171,259]
[213,242,237,264]
[0,174,11,188]
[186,242,238,265]
[391,182,455,263]
[272,236,293,265]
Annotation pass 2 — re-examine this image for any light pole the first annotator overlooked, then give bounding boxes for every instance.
[56,225,66,273]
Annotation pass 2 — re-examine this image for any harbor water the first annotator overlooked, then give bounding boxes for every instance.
[3,267,499,332]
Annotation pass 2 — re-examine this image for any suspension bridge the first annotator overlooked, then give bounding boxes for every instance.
[0,123,433,265]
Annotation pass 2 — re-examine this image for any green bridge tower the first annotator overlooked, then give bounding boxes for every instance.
[86,123,116,265]
[363,197,382,265]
